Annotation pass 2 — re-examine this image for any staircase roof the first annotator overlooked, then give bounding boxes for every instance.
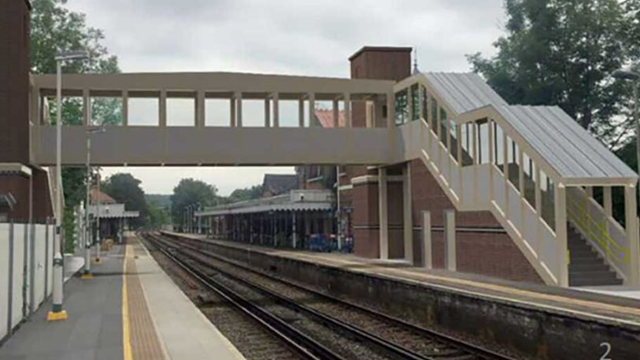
[494,105,637,181]
[424,72,507,114]
[415,72,637,183]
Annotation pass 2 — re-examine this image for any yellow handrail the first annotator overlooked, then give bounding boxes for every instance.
[566,194,629,265]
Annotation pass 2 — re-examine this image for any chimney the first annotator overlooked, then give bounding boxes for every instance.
[349,46,412,81]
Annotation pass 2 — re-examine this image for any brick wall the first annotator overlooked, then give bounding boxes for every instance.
[349,47,411,258]
[0,0,31,164]
[409,159,542,283]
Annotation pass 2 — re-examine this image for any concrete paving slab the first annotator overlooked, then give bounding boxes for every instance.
[0,246,125,360]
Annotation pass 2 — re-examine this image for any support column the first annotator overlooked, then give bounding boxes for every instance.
[444,209,456,271]
[535,167,542,255]
[272,93,279,128]
[378,167,389,260]
[308,93,316,127]
[625,185,639,286]
[332,99,339,128]
[422,211,432,269]
[386,92,395,128]
[82,89,90,127]
[604,186,613,218]
[235,92,243,127]
[196,91,205,128]
[159,90,167,127]
[230,97,236,127]
[554,183,568,287]
[344,93,351,127]
[122,90,129,126]
[403,163,413,263]
[298,98,305,127]
[265,97,271,128]
[292,212,297,249]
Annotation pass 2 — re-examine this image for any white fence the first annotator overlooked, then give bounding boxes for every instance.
[0,222,54,343]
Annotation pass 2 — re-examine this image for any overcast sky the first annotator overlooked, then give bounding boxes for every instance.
[65,0,506,195]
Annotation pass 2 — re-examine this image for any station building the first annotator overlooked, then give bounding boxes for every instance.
[86,187,139,243]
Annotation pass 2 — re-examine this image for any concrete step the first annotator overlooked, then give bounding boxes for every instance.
[569,263,611,272]
[570,254,603,263]
[571,276,623,287]
[566,222,623,287]
[570,270,619,280]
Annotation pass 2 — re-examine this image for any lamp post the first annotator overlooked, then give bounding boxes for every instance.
[48,50,88,322]
[82,127,105,280]
[95,166,103,263]
[613,68,640,198]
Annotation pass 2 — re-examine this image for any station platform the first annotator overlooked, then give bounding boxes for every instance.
[0,236,245,360]
[167,232,640,327]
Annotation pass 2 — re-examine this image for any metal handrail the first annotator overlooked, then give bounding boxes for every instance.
[566,194,629,265]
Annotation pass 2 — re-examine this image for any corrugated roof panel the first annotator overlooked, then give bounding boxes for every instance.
[424,72,507,114]
[495,105,636,180]
[496,106,578,178]
[412,71,636,181]
[539,107,636,178]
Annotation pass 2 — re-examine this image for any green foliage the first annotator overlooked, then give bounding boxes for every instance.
[226,185,263,203]
[467,0,637,149]
[30,0,120,75]
[30,0,121,249]
[170,179,218,227]
[102,173,148,228]
[145,194,172,208]
[146,201,171,229]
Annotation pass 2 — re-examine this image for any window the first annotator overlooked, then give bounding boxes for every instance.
[91,96,123,126]
[395,90,408,125]
[167,97,195,126]
[205,98,231,127]
[129,96,159,126]
[411,84,420,121]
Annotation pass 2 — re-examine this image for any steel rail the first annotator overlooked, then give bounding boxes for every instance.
[156,231,515,360]
[142,232,342,360]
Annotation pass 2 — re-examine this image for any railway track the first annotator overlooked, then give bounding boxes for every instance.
[142,231,516,360]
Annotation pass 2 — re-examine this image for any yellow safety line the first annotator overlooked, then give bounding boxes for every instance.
[122,244,134,360]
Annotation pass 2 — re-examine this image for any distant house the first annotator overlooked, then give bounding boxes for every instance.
[261,174,299,197]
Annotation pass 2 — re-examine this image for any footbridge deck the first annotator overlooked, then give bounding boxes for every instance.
[29,72,401,166]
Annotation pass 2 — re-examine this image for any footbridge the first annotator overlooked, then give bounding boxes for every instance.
[29,72,402,166]
[27,69,640,288]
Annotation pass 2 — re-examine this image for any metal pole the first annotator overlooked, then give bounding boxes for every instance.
[634,83,639,207]
[336,165,342,250]
[95,168,101,263]
[82,135,92,279]
[48,60,67,321]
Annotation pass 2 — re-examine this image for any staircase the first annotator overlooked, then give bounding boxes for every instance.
[568,224,622,287]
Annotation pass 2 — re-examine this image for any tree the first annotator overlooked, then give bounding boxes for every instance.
[30,0,121,250]
[226,185,263,203]
[146,201,170,229]
[467,0,637,149]
[102,173,147,228]
[170,179,218,228]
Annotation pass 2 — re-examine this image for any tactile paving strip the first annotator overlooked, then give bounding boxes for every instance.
[126,244,167,360]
